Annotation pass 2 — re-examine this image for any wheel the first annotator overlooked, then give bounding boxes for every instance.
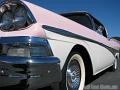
[60,52,85,90]
[110,59,118,71]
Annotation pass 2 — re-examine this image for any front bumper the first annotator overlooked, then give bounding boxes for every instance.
[0,56,61,90]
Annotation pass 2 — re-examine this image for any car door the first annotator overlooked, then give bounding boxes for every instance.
[90,17,115,73]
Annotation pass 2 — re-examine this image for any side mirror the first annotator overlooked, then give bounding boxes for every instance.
[96,26,104,35]
[98,26,109,38]
[98,26,104,32]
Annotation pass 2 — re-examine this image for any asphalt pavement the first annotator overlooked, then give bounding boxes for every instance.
[84,59,120,90]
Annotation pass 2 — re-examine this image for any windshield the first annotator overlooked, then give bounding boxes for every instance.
[0,43,49,57]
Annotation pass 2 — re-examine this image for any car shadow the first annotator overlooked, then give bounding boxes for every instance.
[85,69,108,85]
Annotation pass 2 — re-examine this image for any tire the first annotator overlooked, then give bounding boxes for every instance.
[110,59,118,71]
[60,52,85,90]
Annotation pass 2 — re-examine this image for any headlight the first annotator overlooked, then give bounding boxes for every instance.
[0,0,36,31]
[14,6,27,29]
[1,11,14,31]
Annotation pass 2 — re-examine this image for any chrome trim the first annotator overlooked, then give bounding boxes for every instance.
[67,59,81,89]
[0,0,36,32]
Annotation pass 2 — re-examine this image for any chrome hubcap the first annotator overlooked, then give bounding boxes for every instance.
[67,60,81,89]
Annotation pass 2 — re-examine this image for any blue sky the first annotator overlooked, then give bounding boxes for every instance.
[28,0,120,38]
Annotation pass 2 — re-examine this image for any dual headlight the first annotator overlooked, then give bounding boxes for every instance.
[0,1,34,31]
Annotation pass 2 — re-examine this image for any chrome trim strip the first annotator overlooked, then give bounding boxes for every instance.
[42,25,118,56]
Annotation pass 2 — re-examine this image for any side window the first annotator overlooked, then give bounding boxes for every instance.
[66,14,93,29]
[94,19,108,38]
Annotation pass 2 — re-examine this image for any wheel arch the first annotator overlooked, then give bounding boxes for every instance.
[69,44,93,78]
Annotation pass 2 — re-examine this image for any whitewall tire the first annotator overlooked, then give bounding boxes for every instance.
[61,52,85,90]
[110,59,118,71]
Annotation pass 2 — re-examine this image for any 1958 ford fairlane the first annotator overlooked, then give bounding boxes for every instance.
[0,0,119,90]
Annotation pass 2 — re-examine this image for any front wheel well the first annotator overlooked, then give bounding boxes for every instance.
[70,45,93,80]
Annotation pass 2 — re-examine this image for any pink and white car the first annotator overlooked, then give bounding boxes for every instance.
[0,0,119,90]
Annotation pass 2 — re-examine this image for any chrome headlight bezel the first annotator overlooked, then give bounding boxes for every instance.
[1,10,14,31]
[0,0,36,32]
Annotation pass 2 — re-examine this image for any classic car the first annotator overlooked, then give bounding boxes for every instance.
[0,0,119,90]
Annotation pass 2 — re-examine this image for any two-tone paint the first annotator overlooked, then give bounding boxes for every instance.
[0,0,119,89]
[0,0,119,75]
